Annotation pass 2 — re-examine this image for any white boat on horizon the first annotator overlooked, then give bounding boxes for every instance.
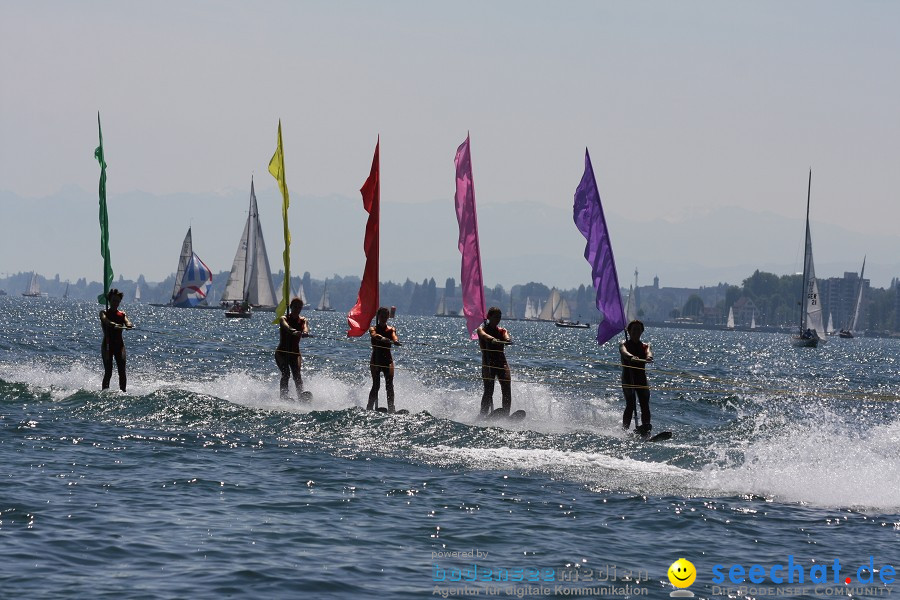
[839,256,866,338]
[314,281,336,312]
[22,272,44,297]
[222,178,277,318]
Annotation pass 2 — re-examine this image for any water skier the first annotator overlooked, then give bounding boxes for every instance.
[477,307,512,417]
[620,319,653,435]
[367,306,401,412]
[276,297,309,400]
[99,288,133,391]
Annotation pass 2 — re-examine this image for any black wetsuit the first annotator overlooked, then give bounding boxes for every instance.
[101,309,127,391]
[276,312,306,399]
[367,323,396,411]
[479,324,511,416]
[621,339,650,430]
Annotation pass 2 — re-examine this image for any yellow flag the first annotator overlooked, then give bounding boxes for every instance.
[269,120,291,324]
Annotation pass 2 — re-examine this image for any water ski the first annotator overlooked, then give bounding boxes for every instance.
[633,424,671,442]
[375,408,409,415]
[487,408,526,421]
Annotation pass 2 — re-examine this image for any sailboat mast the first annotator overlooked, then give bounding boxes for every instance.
[849,255,866,331]
[799,169,812,333]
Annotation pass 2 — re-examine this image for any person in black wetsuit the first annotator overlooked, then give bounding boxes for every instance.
[476,306,512,417]
[99,288,133,391]
[367,306,401,412]
[620,319,653,435]
[276,297,309,400]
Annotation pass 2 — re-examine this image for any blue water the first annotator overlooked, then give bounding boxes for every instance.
[2,297,899,599]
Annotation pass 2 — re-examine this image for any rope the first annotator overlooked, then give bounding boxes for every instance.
[114,326,900,402]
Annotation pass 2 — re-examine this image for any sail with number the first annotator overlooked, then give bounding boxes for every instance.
[222,179,278,308]
[538,289,572,321]
[171,227,213,308]
[793,171,825,346]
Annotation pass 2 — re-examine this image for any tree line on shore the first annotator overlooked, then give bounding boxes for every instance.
[3,269,898,331]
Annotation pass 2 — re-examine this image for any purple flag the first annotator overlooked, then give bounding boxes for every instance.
[574,148,625,345]
[454,135,486,339]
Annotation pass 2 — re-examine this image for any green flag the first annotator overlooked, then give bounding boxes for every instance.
[95,113,113,305]
[268,120,291,324]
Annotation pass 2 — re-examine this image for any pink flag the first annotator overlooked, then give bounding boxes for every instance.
[347,138,380,337]
[454,134,486,339]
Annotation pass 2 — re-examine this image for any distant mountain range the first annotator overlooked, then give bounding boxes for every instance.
[2,187,898,289]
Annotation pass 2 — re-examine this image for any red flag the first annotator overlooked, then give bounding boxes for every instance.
[347,138,380,336]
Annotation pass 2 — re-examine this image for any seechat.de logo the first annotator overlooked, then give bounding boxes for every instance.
[668,558,696,597]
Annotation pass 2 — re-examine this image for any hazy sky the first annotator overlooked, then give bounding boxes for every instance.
[2,1,898,286]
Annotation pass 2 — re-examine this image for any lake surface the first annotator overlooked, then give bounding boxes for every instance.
[2,297,898,598]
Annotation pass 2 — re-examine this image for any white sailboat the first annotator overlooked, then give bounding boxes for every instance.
[792,171,826,347]
[134,283,141,303]
[315,281,336,312]
[63,282,69,300]
[170,227,213,308]
[222,179,277,318]
[726,307,735,330]
[539,289,572,321]
[523,297,537,320]
[827,313,835,336]
[22,272,42,297]
[624,285,637,323]
[750,311,757,330]
[839,256,866,338]
[298,283,308,307]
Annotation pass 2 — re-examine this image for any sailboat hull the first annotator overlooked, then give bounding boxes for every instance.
[791,335,820,348]
[555,321,590,329]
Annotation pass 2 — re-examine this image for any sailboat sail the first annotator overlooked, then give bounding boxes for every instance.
[523,297,535,320]
[173,254,213,308]
[222,179,277,307]
[827,313,835,335]
[171,227,213,308]
[435,295,447,316]
[726,307,735,329]
[794,170,825,345]
[751,311,757,329]
[298,283,308,306]
[801,231,826,339]
[134,284,141,302]
[539,289,571,321]
[23,272,41,297]
[844,256,866,334]
[317,282,334,311]
[172,228,194,302]
[63,282,69,299]
[624,285,637,322]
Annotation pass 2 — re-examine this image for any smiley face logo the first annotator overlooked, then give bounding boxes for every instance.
[668,558,696,589]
